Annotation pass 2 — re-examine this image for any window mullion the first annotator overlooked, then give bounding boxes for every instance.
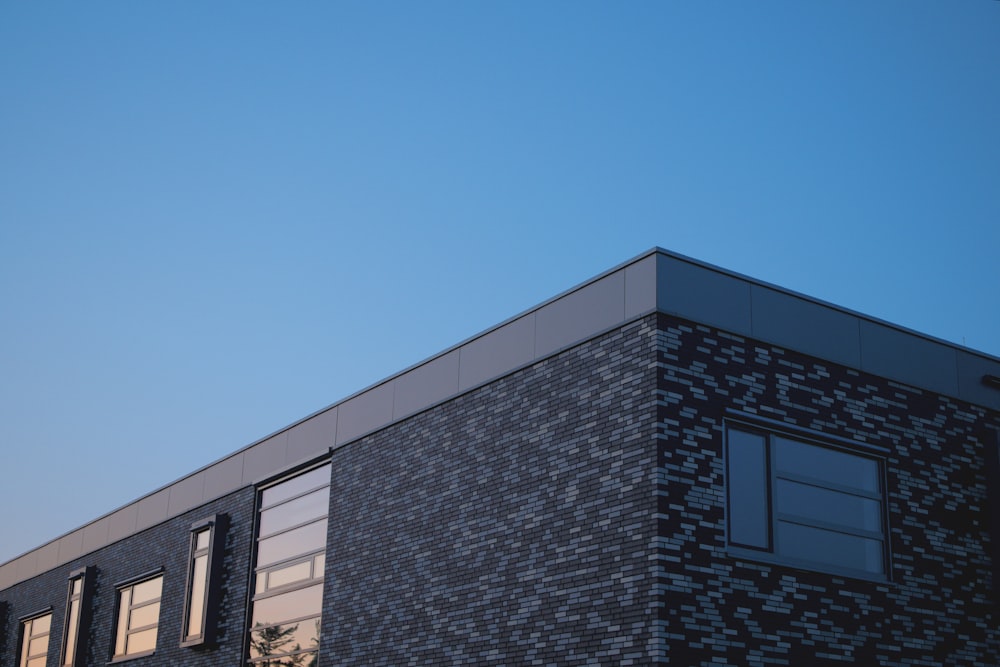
[766,433,776,553]
[775,512,885,541]
[775,470,882,500]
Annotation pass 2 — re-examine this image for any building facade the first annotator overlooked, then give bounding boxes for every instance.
[2,249,999,666]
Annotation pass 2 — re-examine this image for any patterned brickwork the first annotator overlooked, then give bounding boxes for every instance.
[0,488,254,667]
[654,313,1000,666]
[320,316,661,665]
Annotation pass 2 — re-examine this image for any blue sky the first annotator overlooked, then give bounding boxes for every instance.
[1,2,998,565]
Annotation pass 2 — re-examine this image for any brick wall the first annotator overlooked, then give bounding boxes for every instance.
[654,313,1000,666]
[320,315,661,665]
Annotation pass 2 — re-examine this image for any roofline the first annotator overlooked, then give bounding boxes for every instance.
[2,247,997,588]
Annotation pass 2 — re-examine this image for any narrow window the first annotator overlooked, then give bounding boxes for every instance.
[0,601,7,656]
[60,566,95,666]
[726,422,888,578]
[18,611,52,667]
[113,573,163,660]
[181,515,227,647]
[248,462,330,666]
[984,429,1000,601]
[726,428,770,549]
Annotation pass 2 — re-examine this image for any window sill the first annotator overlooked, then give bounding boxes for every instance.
[108,650,155,664]
[726,546,892,585]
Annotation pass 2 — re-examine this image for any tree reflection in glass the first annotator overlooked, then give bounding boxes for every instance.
[248,619,320,667]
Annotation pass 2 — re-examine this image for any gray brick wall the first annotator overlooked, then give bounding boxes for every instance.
[320,316,661,665]
[654,313,1000,666]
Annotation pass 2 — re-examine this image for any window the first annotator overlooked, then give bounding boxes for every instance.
[248,462,330,666]
[181,515,226,647]
[19,612,52,667]
[60,566,95,666]
[986,430,1000,598]
[113,573,163,660]
[726,422,887,578]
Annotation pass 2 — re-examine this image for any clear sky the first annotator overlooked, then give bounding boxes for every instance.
[1,2,998,565]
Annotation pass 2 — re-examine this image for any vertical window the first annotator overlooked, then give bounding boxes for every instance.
[181,515,227,647]
[60,566,95,666]
[0,601,6,656]
[113,573,163,660]
[19,612,52,667]
[986,430,1000,598]
[726,423,887,578]
[727,429,770,549]
[248,462,330,666]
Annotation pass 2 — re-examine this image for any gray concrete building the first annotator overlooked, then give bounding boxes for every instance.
[2,248,999,665]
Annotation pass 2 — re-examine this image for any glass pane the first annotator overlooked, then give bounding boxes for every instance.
[126,627,158,655]
[63,598,80,663]
[727,429,769,548]
[774,437,878,492]
[257,520,327,567]
[196,530,210,550]
[27,658,47,667]
[252,584,324,626]
[266,560,313,592]
[32,615,51,635]
[21,622,31,660]
[248,616,322,660]
[776,479,881,532]
[261,465,331,509]
[313,553,325,578]
[130,601,160,629]
[260,488,330,537]
[777,521,884,574]
[28,636,49,657]
[115,590,130,656]
[187,554,209,637]
[71,578,82,595]
[131,577,163,605]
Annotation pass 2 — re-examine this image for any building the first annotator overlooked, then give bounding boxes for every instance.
[1,248,999,666]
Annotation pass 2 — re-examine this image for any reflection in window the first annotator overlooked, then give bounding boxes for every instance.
[182,515,226,647]
[61,567,94,666]
[248,462,330,666]
[726,423,887,578]
[19,612,52,667]
[113,574,163,659]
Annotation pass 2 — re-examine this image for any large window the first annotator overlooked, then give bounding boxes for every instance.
[181,515,226,647]
[112,573,163,660]
[726,423,887,578]
[60,567,95,666]
[19,612,52,667]
[248,462,330,667]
